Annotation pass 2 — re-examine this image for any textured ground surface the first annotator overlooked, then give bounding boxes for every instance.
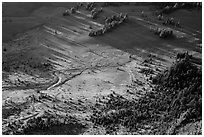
[2,2,202,135]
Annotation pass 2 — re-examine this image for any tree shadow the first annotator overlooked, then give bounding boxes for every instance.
[93,19,201,62]
[26,123,87,135]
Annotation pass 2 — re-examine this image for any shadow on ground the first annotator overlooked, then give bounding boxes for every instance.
[26,123,87,135]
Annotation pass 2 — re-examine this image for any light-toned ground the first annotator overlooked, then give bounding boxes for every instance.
[2,2,202,134]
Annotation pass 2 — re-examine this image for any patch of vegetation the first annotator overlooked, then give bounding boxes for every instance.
[152,53,202,123]
[3,113,86,135]
[139,67,154,75]
[102,2,130,7]
[160,2,202,14]
[90,53,201,134]
[2,107,22,119]
[2,52,53,77]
